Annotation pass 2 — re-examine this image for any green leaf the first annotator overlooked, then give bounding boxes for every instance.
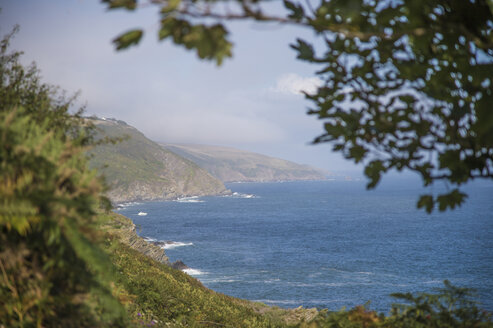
[438,150,469,184]
[364,160,385,189]
[348,144,367,163]
[417,194,434,213]
[398,94,416,105]
[102,0,137,10]
[158,17,176,40]
[283,0,305,21]
[436,189,467,211]
[160,0,181,14]
[290,39,314,61]
[158,18,232,65]
[112,29,143,50]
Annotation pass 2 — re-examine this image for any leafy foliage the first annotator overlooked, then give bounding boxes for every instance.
[104,0,233,65]
[303,281,492,328]
[0,29,125,327]
[104,0,493,212]
[113,29,144,50]
[0,27,95,146]
[297,0,493,212]
[102,0,137,11]
[387,280,492,327]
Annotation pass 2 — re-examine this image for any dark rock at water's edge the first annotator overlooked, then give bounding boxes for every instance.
[110,214,193,272]
[113,218,170,265]
[171,260,189,271]
[149,240,173,248]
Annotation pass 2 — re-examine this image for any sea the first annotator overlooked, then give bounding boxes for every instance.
[116,178,493,313]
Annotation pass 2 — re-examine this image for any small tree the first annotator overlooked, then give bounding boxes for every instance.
[0,28,125,327]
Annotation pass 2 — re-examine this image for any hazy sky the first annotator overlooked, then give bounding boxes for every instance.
[0,0,362,174]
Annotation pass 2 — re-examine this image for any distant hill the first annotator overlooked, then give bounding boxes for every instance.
[88,118,228,203]
[161,143,328,183]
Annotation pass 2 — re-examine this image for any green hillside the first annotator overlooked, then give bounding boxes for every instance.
[162,143,328,183]
[88,118,228,203]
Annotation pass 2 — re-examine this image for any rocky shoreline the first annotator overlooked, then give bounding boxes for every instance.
[109,213,191,272]
[111,189,232,206]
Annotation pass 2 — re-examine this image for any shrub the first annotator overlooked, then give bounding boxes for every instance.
[0,28,125,327]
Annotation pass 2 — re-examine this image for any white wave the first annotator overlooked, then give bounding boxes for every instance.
[175,196,204,203]
[223,192,258,199]
[115,201,142,209]
[183,268,207,276]
[160,241,194,250]
[263,278,281,283]
[202,278,239,283]
[252,299,301,305]
[327,268,373,276]
[253,298,354,305]
[143,238,194,250]
[126,202,142,206]
[286,281,356,287]
[286,282,319,287]
[137,211,147,216]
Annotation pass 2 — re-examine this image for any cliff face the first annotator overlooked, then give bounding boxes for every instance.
[162,143,329,183]
[88,119,228,203]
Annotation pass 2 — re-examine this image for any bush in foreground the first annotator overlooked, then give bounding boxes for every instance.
[0,28,125,327]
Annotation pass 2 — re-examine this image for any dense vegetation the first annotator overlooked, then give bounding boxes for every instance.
[0,28,125,327]
[1,27,492,327]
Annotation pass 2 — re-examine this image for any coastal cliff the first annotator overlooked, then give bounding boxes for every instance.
[162,143,329,183]
[103,213,169,264]
[88,118,229,203]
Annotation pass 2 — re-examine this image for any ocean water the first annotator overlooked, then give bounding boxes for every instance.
[117,179,493,313]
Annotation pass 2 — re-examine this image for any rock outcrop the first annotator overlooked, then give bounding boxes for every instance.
[171,260,189,270]
[106,213,169,265]
[107,214,194,272]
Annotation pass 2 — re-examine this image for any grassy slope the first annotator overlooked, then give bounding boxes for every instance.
[88,119,227,202]
[161,144,328,183]
[102,213,316,328]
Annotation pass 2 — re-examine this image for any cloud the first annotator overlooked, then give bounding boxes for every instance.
[271,73,323,96]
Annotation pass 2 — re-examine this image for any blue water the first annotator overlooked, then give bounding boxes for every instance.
[117,179,493,313]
